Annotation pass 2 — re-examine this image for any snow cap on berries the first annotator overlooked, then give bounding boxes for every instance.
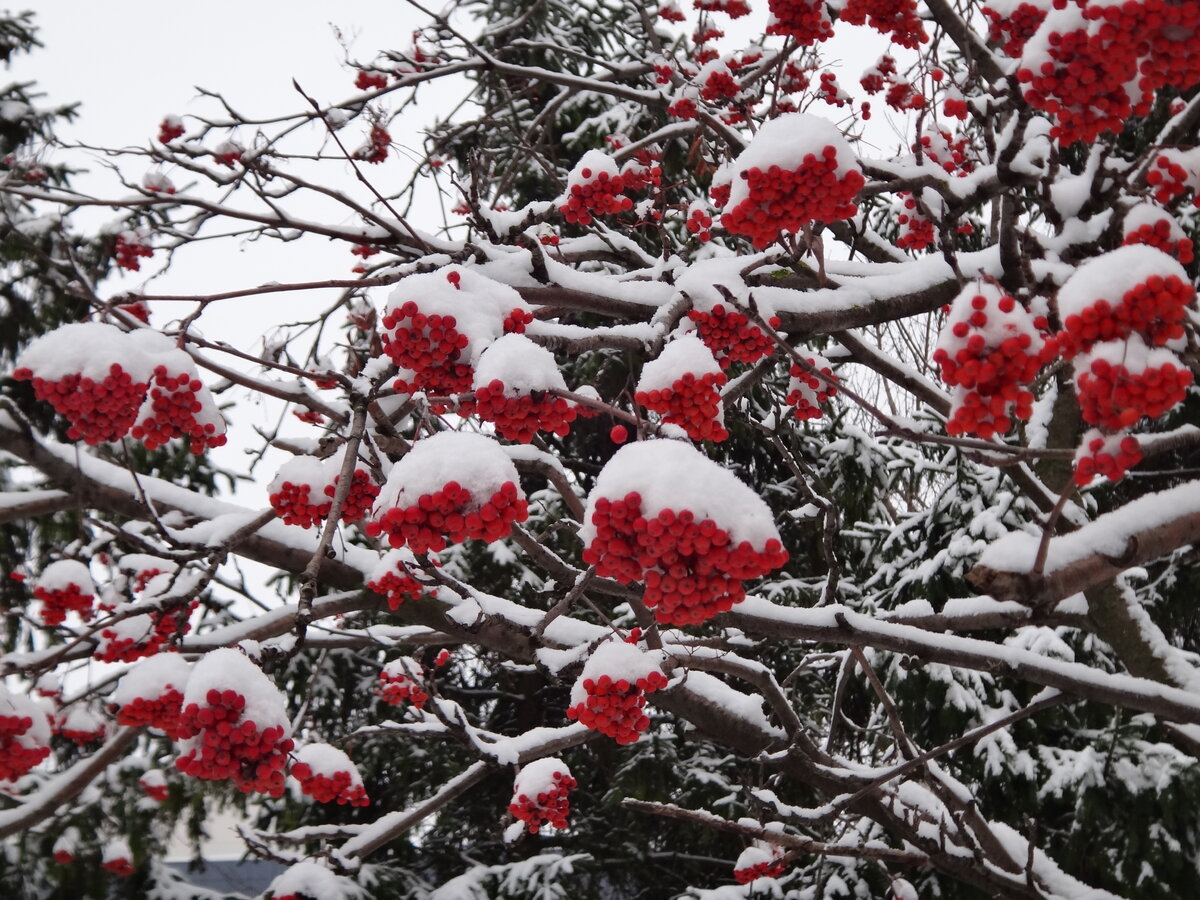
[267,860,360,900]
[473,333,568,396]
[291,742,370,806]
[0,684,51,781]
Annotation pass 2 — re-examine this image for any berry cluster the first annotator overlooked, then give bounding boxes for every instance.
[465,379,577,443]
[896,195,935,251]
[699,61,740,102]
[1073,340,1193,430]
[32,577,94,627]
[509,759,577,833]
[841,0,927,49]
[733,846,788,883]
[157,115,185,143]
[668,96,699,119]
[114,233,154,272]
[816,71,851,107]
[916,127,976,177]
[291,747,370,806]
[695,0,751,15]
[381,299,474,399]
[635,371,729,442]
[934,286,1055,439]
[113,685,187,738]
[95,604,196,663]
[766,0,833,44]
[377,659,429,709]
[356,125,390,164]
[53,707,106,745]
[268,479,330,529]
[566,669,669,744]
[786,354,838,420]
[1058,274,1194,356]
[326,469,381,524]
[175,688,294,796]
[367,551,427,611]
[368,480,528,553]
[1123,212,1194,265]
[130,364,228,454]
[982,2,1048,57]
[268,456,378,529]
[1146,151,1200,207]
[719,148,865,248]
[12,362,148,445]
[0,706,50,781]
[688,304,779,369]
[101,845,133,878]
[1074,430,1143,486]
[561,167,635,225]
[139,770,170,803]
[686,205,713,242]
[581,492,789,625]
[355,70,389,90]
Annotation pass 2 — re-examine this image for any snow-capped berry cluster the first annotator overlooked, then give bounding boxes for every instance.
[697,59,740,103]
[291,744,370,806]
[366,549,427,610]
[53,705,106,745]
[687,303,779,369]
[934,283,1056,439]
[139,769,170,803]
[841,0,926,49]
[509,758,576,833]
[52,830,78,865]
[1056,256,1195,359]
[765,0,833,44]
[580,441,789,625]
[715,115,864,249]
[1122,205,1194,265]
[376,658,429,709]
[355,124,390,163]
[12,322,225,452]
[267,862,357,900]
[367,432,529,553]
[268,452,379,529]
[982,0,1049,57]
[95,600,197,663]
[695,0,751,16]
[1074,430,1143,486]
[896,194,934,251]
[560,151,640,225]
[1016,1,1200,145]
[114,232,154,271]
[462,334,577,442]
[380,267,532,408]
[127,330,227,453]
[0,686,51,781]
[109,654,192,738]
[157,115,185,143]
[175,650,294,797]
[733,844,788,883]
[1146,149,1200,207]
[786,354,837,420]
[566,641,669,744]
[635,336,729,442]
[685,203,713,242]
[101,840,133,877]
[1073,337,1193,431]
[32,560,94,626]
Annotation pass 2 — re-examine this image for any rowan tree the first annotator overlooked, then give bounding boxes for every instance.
[1,2,1200,899]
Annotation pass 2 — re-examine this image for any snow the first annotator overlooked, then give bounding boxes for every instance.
[181,647,289,731]
[14,321,150,381]
[679,670,782,740]
[372,431,522,510]
[267,860,361,900]
[294,743,363,781]
[723,113,860,213]
[473,333,568,394]
[636,334,722,393]
[578,439,784,549]
[35,559,93,593]
[0,686,50,750]
[568,639,666,708]
[101,838,131,865]
[1057,245,1191,321]
[109,653,192,710]
[512,756,570,798]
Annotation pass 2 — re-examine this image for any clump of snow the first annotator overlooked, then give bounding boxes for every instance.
[15,322,152,382]
[181,648,289,732]
[512,757,571,799]
[373,431,521,511]
[267,860,361,900]
[473,333,568,395]
[568,640,667,709]
[636,334,722,393]
[35,559,93,593]
[109,654,192,707]
[1057,245,1191,321]
[579,439,783,549]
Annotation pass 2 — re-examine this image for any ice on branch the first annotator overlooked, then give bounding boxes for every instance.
[580,440,788,625]
[174,648,294,796]
[713,113,863,248]
[366,431,528,553]
[635,335,728,442]
[566,640,668,743]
